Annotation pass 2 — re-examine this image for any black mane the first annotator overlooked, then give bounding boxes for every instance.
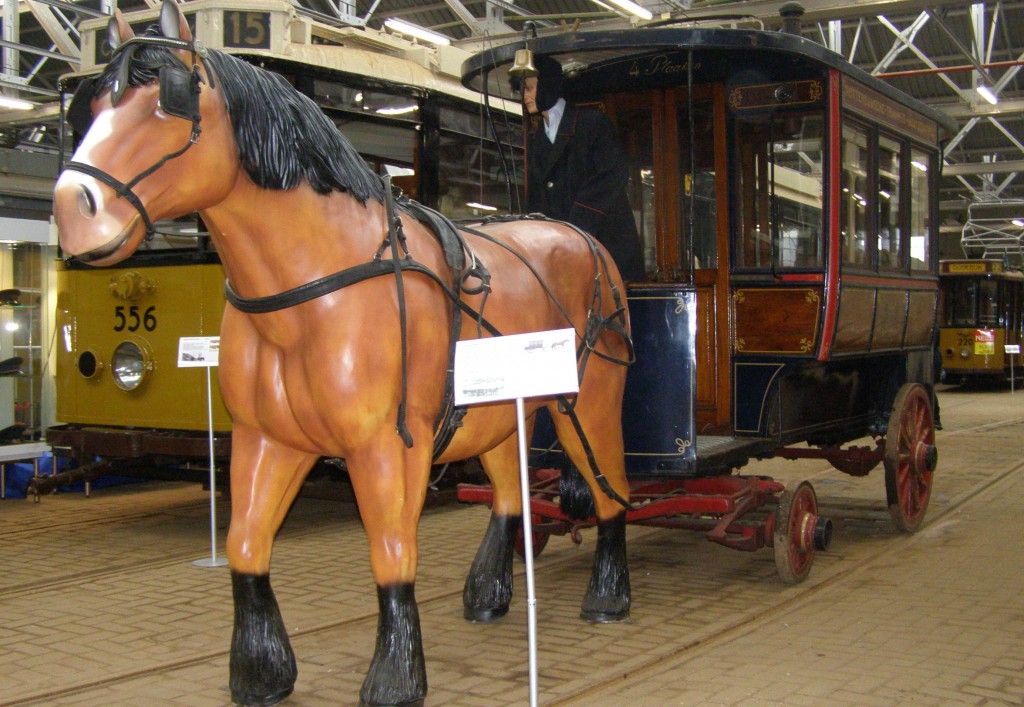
[95,28,386,203]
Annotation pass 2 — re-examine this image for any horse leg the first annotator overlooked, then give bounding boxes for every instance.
[346,443,433,706]
[549,403,631,623]
[226,425,317,706]
[462,429,529,623]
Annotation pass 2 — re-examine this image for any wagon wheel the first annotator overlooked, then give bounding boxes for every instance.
[773,481,829,584]
[514,515,550,560]
[884,383,938,533]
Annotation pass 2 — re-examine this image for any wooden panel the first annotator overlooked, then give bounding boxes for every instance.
[905,290,937,347]
[872,289,908,350]
[833,287,875,353]
[733,288,822,355]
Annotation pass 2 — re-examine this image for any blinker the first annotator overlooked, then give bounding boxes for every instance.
[158,65,199,121]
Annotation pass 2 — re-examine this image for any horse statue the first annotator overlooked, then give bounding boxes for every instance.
[54,1,633,703]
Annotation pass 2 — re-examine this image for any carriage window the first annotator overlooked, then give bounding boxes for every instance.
[615,107,656,275]
[840,123,870,268]
[735,112,824,270]
[678,100,717,270]
[878,135,903,271]
[909,147,932,271]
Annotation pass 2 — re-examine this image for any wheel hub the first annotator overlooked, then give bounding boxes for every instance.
[913,441,938,474]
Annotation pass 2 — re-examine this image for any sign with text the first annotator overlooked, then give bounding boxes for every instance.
[454,329,578,405]
[177,337,220,367]
[1006,344,1021,355]
[974,329,995,356]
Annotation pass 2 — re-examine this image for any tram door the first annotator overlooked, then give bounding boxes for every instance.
[606,86,731,434]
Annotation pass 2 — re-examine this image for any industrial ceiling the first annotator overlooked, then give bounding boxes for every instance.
[2,0,1022,232]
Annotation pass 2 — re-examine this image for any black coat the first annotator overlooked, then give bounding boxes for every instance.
[526,103,645,282]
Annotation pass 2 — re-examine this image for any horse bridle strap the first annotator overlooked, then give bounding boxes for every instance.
[62,35,209,242]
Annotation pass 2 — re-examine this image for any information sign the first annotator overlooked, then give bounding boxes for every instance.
[454,328,578,405]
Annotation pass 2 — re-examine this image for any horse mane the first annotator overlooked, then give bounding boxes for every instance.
[94,26,386,203]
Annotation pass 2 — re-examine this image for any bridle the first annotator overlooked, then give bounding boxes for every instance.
[62,34,213,247]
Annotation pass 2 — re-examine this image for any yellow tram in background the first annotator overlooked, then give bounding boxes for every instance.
[938,258,1024,383]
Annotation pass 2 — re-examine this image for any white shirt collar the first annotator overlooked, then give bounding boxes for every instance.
[544,98,567,143]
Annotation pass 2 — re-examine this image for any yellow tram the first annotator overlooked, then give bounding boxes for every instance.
[939,258,1024,383]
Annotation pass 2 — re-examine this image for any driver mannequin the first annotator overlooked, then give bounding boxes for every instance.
[522,55,645,282]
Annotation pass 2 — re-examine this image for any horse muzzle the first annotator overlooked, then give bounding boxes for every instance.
[53,170,147,266]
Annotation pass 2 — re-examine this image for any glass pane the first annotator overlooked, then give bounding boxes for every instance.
[678,101,717,271]
[878,135,902,270]
[909,147,931,271]
[735,112,823,270]
[438,131,521,218]
[943,280,977,327]
[615,108,656,275]
[840,123,870,268]
[979,280,999,326]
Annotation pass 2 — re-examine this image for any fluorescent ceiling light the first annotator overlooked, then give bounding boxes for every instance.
[603,0,653,20]
[976,85,998,105]
[1012,219,1024,228]
[0,96,34,111]
[911,160,928,172]
[466,202,498,211]
[384,18,451,46]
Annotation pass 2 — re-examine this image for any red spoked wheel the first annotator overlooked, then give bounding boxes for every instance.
[514,514,550,560]
[773,481,830,584]
[884,383,938,533]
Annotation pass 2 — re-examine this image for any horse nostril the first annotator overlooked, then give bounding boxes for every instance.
[77,185,97,217]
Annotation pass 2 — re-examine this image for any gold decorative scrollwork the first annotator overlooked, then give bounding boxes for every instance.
[675,438,692,454]
[736,337,746,352]
[800,338,814,353]
[805,291,820,305]
[674,297,687,314]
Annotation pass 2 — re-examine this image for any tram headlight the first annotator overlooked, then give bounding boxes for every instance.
[960,347,971,359]
[111,341,150,391]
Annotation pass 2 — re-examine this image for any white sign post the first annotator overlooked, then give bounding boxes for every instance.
[1007,344,1020,394]
[178,336,228,568]
[454,328,579,707]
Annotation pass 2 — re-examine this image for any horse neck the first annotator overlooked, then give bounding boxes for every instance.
[201,176,388,301]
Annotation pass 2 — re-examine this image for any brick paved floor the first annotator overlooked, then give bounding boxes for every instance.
[1,384,1022,706]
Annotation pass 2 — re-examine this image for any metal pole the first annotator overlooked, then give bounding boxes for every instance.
[515,396,539,707]
[193,366,227,567]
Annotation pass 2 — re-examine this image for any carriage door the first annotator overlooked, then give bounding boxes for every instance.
[607,86,731,434]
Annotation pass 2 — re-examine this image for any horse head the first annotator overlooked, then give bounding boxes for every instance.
[53,0,237,265]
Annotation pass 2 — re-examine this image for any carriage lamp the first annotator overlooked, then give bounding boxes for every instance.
[77,350,104,379]
[111,341,151,390]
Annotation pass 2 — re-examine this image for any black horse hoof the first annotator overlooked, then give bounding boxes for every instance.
[231,684,294,706]
[580,606,630,624]
[463,605,509,623]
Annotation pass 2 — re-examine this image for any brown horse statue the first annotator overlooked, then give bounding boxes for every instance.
[53,1,632,704]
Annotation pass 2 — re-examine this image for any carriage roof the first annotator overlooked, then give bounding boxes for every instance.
[461,25,955,140]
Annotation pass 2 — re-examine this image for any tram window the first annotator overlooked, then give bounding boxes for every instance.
[438,131,519,218]
[944,280,978,327]
[979,279,1000,326]
[735,112,823,270]
[840,124,870,268]
[878,135,903,271]
[909,148,932,271]
[314,81,420,123]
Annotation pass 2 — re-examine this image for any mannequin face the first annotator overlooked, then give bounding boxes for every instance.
[522,76,540,115]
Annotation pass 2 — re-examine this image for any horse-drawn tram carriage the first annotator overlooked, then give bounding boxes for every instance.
[458,19,956,583]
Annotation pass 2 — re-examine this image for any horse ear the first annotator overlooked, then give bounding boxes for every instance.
[160,0,192,42]
[107,10,135,50]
